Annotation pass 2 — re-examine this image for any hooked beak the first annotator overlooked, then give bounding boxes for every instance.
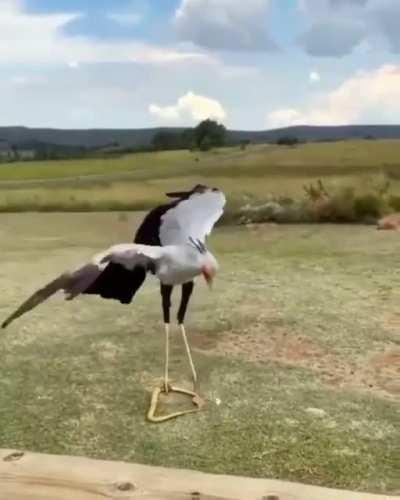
[202,267,215,289]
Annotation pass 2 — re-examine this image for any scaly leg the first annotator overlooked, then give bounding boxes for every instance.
[161,284,173,394]
[178,282,198,390]
[180,324,197,390]
[164,323,170,394]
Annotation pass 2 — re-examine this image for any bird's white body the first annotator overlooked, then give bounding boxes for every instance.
[97,243,218,286]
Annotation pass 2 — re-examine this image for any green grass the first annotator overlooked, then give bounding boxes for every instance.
[0,213,398,493]
[1,141,400,212]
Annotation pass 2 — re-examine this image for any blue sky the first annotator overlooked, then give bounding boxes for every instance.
[1,0,400,129]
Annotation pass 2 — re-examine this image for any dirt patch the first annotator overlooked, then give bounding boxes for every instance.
[370,350,400,373]
[190,331,219,350]
[383,313,400,336]
[196,327,400,399]
[207,328,325,365]
[368,350,400,395]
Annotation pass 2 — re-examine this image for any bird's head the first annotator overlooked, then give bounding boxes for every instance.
[201,254,218,289]
[187,237,218,289]
[201,264,216,289]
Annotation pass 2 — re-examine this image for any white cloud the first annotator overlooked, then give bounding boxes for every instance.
[298,0,400,56]
[266,109,303,129]
[298,0,368,58]
[0,0,212,65]
[266,64,400,127]
[149,104,181,121]
[309,70,321,83]
[149,91,227,124]
[371,0,400,53]
[174,0,276,51]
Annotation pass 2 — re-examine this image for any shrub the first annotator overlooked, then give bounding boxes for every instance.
[303,180,329,202]
[354,193,383,219]
[388,195,400,212]
[353,193,383,219]
[234,184,390,226]
[303,182,354,222]
[239,201,284,223]
[326,187,356,223]
[237,199,312,224]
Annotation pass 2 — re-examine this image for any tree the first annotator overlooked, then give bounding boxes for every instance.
[276,135,299,146]
[199,135,213,151]
[193,119,226,150]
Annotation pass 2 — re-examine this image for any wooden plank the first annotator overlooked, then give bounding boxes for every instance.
[0,449,396,500]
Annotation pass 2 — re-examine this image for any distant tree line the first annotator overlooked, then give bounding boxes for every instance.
[0,120,233,164]
[276,135,300,146]
[0,140,89,162]
[152,119,227,151]
[32,142,88,160]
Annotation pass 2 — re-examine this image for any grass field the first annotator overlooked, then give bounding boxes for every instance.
[0,213,398,494]
[1,140,400,212]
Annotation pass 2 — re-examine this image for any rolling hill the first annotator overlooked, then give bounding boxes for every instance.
[1,124,400,149]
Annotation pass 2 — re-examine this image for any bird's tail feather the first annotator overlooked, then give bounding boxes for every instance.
[1,264,102,329]
[1,274,69,329]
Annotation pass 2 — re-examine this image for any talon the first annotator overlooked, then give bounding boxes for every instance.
[192,394,206,409]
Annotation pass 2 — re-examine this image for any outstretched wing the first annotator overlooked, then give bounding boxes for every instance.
[1,263,102,329]
[97,243,165,269]
[2,243,165,329]
[2,273,73,329]
[159,187,226,246]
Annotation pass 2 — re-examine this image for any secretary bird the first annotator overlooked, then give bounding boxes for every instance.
[2,185,226,404]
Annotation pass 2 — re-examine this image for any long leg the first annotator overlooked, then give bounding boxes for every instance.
[177,282,197,390]
[161,284,173,393]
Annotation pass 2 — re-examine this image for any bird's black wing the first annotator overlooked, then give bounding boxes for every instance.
[82,200,178,303]
[83,264,147,304]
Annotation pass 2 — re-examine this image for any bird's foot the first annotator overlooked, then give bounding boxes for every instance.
[147,384,205,423]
